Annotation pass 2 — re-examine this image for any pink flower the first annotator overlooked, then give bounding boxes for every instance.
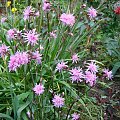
[56,61,68,72]
[1,17,7,23]
[32,51,42,64]
[7,29,16,39]
[72,113,80,120]
[23,6,33,20]
[52,95,64,108]
[34,11,39,16]
[14,30,22,39]
[23,6,39,20]
[24,29,39,45]
[43,1,51,12]
[33,83,44,95]
[60,13,75,26]
[27,111,31,118]
[50,31,57,39]
[70,68,84,83]
[87,7,97,19]
[103,69,113,80]
[0,44,9,57]
[86,61,98,73]
[8,52,29,71]
[84,71,97,86]
[72,53,79,63]
[27,111,34,119]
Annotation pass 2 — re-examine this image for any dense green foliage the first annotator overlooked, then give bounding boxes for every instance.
[0,0,119,120]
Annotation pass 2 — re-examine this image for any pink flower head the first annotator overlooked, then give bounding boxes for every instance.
[70,67,84,83]
[0,44,9,57]
[15,30,22,39]
[72,113,80,120]
[43,1,51,12]
[7,29,16,40]
[23,6,33,20]
[52,95,64,108]
[86,61,98,73]
[84,71,97,86]
[50,31,57,39]
[33,83,44,95]
[24,29,39,45]
[23,6,39,20]
[27,111,34,119]
[72,53,79,63]
[32,51,42,64]
[56,61,68,72]
[60,13,75,26]
[1,17,7,23]
[34,11,40,16]
[87,7,97,19]
[103,69,113,80]
[8,52,29,71]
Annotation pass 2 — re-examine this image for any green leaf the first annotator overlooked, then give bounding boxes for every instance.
[17,92,30,102]
[112,62,120,75]
[78,98,94,120]
[17,101,31,119]
[13,93,19,119]
[0,113,14,120]
[58,81,78,98]
[98,81,112,88]
[76,22,84,29]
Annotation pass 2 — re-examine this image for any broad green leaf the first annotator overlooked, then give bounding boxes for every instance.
[112,62,120,75]
[17,101,31,119]
[58,81,78,98]
[17,92,30,102]
[0,113,14,120]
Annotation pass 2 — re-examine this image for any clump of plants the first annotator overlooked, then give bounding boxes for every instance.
[0,0,114,120]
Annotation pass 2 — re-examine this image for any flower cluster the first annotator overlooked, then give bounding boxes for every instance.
[43,0,51,12]
[50,31,57,39]
[52,95,64,108]
[70,67,84,83]
[1,17,7,23]
[86,61,98,73]
[8,52,29,71]
[23,6,39,21]
[84,71,97,86]
[60,13,75,26]
[103,69,113,80]
[72,53,79,63]
[72,113,80,120]
[56,61,68,72]
[32,51,42,64]
[33,83,45,95]
[0,44,9,57]
[56,60,113,86]
[87,7,97,19]
[7,29,16,40]
[24,29,39,45]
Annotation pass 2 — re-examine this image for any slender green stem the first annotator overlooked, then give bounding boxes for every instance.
[47,13,50,33]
